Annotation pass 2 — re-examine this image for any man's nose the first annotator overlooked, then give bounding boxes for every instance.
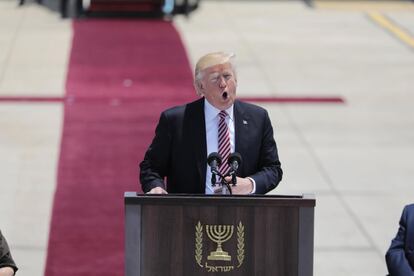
[218,77,227,88]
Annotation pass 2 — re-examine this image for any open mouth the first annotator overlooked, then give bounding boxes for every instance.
[222,92,228,100]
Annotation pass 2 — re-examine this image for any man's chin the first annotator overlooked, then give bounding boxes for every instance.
[219,98,234,109]
[206,97,234,110]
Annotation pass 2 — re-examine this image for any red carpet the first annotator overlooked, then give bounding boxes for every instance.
[239,96,344,103]
[45,19,195,276]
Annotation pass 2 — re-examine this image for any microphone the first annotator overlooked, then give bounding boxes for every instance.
[208,152,222,169]
[207,152,222,186]
[228,152,242,186]
[228,152,242,172]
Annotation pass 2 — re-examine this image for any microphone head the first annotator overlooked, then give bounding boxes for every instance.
[207,152,222,166]
[228,152,242,165]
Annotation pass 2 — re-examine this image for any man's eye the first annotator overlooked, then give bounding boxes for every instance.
[224,74,232,80]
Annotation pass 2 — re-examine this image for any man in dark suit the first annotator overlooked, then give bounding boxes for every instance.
[0,230,18,276]
[386,204,414,276]
[140,52,282,194]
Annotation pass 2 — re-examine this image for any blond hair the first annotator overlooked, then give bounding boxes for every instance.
[194,52,236,81]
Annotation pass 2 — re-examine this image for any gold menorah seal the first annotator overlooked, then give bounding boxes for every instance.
[206,225,234,261]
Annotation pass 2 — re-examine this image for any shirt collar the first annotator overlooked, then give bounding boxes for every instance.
[204,98,234,122]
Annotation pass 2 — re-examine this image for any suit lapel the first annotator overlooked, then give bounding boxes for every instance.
[234,100,250,172]
[188,98,207,191]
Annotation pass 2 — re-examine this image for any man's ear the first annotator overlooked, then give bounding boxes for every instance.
[195,80,204,96]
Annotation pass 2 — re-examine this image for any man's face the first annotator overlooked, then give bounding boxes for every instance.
[198,63,237,110]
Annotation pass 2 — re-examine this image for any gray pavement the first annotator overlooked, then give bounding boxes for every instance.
[1,0,414,275]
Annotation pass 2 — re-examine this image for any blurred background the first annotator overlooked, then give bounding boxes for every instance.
[1,0,414,275]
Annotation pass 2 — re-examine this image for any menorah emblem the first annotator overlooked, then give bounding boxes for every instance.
[206,225,234,261]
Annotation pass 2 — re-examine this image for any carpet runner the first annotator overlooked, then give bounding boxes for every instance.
[45,19,195,276]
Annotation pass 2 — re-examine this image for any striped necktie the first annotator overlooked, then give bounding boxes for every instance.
[218,110,231,178]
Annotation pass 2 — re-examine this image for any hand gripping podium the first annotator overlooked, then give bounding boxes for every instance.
[125,193,315,276]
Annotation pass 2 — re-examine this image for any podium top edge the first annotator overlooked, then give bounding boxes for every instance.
[124,192,316,207]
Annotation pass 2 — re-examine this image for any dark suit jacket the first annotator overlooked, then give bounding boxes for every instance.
[140,98,282,194]
[386,204,414,276]
[0,230,18,273]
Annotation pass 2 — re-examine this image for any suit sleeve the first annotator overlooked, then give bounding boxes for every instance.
[249,110,283,194]
[386,206,414,276]
[0,231,18,274]
[139,112,171,193]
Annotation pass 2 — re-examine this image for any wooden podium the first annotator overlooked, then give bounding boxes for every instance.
[125,192,315,276]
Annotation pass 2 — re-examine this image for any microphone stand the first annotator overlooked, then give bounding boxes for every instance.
[211,169,236,195]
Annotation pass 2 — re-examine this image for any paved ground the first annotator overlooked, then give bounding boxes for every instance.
[1,0,414,275]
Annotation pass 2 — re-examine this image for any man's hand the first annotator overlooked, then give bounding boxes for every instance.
[146,187,168,194]
[0,267,15,276]
[224,176,253,194]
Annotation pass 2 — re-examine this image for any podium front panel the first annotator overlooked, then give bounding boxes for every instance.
[125,193,315,276]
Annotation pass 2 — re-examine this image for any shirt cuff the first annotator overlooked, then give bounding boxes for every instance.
[247,177,256,194]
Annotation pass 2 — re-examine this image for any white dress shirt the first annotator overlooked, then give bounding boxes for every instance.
[204,99,235,194]
[204,99,256,194]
